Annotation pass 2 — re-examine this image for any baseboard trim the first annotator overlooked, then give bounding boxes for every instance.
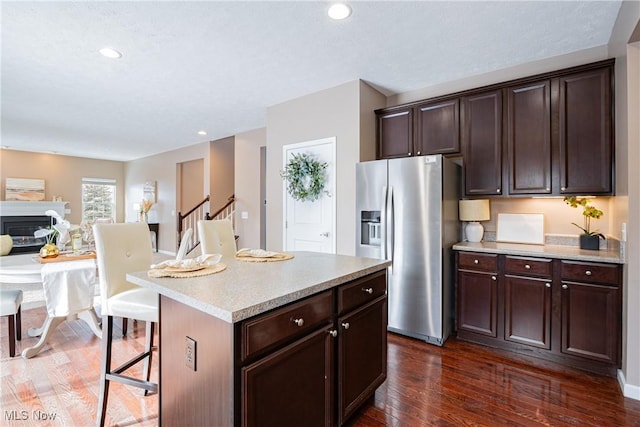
[617,369,640,401]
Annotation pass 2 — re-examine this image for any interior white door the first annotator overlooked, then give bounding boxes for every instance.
[283,137,336,253]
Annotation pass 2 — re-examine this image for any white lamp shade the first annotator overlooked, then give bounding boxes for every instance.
[459,199,490,222]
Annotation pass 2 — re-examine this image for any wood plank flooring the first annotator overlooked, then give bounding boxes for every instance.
[2,306,639,426]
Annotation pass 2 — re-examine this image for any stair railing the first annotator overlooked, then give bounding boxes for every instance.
[177,195,210,252]
[177,194,236,254]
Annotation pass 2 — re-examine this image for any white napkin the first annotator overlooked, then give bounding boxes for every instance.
[236,248,281,258]
[150,253,222,270]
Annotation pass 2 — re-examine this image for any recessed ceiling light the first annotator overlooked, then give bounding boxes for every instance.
[99,47,122,59]
[197,130,207,136]
[328,3,351,20]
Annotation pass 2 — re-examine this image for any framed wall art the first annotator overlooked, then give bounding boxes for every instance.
[5,178,45,201]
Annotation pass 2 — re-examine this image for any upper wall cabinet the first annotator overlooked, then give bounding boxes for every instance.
[506,80,552,195]
[377,107,413,159]
[557,66,613,195]
[416,98,460,155]
[376,98,461,159]
[462,90,503,196]
[375,59,615,197]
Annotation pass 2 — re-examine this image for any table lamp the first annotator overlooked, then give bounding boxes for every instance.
[459,199,490,242]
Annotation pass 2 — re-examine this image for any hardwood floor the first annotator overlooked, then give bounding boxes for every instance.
[2,306,639,426]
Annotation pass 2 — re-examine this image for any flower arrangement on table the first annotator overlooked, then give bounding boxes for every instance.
[563,196,605,250]
[139,199,154,222]
[280,152,328,202]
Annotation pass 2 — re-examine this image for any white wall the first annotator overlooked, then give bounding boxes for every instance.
[265,80,385,255]
[234,127,266,250]
[608,0,640,399]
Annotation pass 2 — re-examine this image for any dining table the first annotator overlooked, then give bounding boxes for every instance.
[0,252,102,358]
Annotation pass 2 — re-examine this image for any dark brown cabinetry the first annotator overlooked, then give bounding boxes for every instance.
[558,67,613,194]
[503,256,552,349]
[506,80,552,195]
[560,260,621,364]
[461,90,503,196]
[375,59,614,197]
[456,252,498,337]
[242,270,387,427]
[377,108,413,159]
[377,99,461,159]
[416,99,460,155]
[455,251,622,376]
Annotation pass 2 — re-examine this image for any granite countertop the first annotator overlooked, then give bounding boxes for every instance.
[453,241,623,264]
[127,251,391,323]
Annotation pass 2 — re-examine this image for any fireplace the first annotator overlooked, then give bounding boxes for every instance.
[0,201,67,255]
[1,216,55,254]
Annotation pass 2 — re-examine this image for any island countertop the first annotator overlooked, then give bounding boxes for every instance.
[126,251,390,323]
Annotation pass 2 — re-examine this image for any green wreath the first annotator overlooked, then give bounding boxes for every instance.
[280,153,328,202]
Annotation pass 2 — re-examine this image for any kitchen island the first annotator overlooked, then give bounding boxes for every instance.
[127,251,390,427]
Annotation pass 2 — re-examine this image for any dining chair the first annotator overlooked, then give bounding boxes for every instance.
[0,289,22,357]
[197,219,237,258]
[93,222,157,427]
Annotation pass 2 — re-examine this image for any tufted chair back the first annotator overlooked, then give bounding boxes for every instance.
[197,219,237,259]
[93,222,154,316]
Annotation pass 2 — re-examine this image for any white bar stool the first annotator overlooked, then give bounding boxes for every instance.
[0,289,23,357]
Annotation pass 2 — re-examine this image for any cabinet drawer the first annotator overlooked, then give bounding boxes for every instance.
[458,252,498,272]
[338,270,386,315]
[504,256,552,278]
[242,290,333,361]
[560,261,620,285]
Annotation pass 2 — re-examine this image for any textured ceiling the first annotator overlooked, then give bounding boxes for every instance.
[1,1,622,161]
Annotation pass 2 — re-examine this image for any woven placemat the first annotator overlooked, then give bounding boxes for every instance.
[148,263,227,278]
[235,253,294,262]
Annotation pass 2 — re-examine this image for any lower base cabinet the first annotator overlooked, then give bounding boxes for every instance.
[456,252,621,376]
[242,327,334,427]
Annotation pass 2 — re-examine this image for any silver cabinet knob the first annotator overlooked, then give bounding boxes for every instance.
[561,187,566,191]
[562,284,568,289]
[292,318,304,327]
[546,187,550,192]
[491,276,497,281]
[497,189,501,193]
[417,151,421,155]
[342,322,350,330]
[408,152,412,156]
[585,270,592,276]
[362,287,373,294]
[474,259,479,264]
[328,330,337,338]
[525,264,531,269]
[545,283,551,288]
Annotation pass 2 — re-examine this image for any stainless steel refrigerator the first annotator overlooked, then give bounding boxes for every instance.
[356,155,460,345]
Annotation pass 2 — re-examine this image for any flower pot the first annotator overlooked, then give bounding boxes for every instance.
[579,234,600,251]
[40,243,60,258]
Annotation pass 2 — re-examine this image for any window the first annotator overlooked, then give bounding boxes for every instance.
[82,178,116,221]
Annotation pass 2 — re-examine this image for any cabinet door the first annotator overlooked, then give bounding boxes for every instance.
[242,327,334,427]
[560,281,620,364]
[558,67,613,194]
[377,108,413,159]
[507,81,552,195]
[338,297,387,425]
[504,275,551,349]
[457,270,498,337]
[416,98,460,155]
[462,90,503,196]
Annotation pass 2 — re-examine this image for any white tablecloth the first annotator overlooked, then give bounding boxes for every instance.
[41,260,96,317]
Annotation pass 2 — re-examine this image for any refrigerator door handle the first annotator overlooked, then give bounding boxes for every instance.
[381,186,388,260]
[387,186,394,263]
